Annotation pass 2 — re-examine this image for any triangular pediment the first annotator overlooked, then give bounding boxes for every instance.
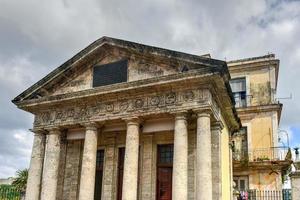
[12,36,227,104]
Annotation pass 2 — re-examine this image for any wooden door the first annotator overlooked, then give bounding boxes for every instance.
[156,144,173,200]
[157,168,172,200]
[94,150,104,200]
[117,147,125,200]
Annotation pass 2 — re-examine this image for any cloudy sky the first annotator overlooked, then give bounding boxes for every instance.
[0,0,299,178]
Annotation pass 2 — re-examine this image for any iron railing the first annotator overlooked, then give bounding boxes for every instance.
[236,189,291,200]
[234,95,252,108]
[234,94,277,108]
[233,147,291,162]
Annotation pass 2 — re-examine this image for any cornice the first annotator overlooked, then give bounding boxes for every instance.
[237,103,282,122]
[227,57,280,89]
[233,160,292,171]
[16,70,219,110]
[12,36,227,104]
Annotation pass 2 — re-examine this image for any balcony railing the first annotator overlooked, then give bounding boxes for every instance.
[235,189,291,200]
[233,147,291,162]
[234,95,252,108]
[234,94,279,108]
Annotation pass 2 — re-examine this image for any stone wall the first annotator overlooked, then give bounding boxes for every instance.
[62,140,83,200]
[102,134,117,200]
[140,134,154,200]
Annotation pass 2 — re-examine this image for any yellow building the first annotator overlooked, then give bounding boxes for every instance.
[228,54,291,193]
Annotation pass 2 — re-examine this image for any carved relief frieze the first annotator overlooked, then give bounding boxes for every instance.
[34,88,211,128]
[149,96,160,106]
[182,90,194,102]
[165,92,176,105]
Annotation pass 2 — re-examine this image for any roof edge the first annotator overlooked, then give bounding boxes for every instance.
[12,36,227,104]
[227,54,275,64]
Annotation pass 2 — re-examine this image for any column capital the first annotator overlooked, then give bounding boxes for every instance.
[30,128,47,136]
[171,111,188,120]
[211,121,224,131]
[81,122,99,130]
[124,116,142,126]
[45,127,61,135]
[82,121,104,131]
[193,109,211,118]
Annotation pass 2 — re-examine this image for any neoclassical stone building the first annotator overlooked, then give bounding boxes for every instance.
[13,37,240,200]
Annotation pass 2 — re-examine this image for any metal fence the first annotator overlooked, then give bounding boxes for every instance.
[233,147,290,162]
[237,189,292,200]
[234,95,251,108]
[0,186,21,200]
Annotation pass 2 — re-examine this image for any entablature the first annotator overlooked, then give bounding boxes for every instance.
[14,63,240,132]
[32,86,217,129]
[236,103,282,123]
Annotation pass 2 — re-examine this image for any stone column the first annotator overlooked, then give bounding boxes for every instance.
[172,112,188,200]
[196,112,212,200]
[25,130,46,200]
[41,128,61,200]
[211,122,223,200]
[78,123,99,200]
[122,118,140,200]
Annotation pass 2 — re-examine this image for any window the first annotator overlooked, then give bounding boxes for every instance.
[230,78,247,107]
[233,176,249,191]
[158,145,173,165]
[157,144,173,200]
[117,147,125,200]
[93,59,128,87]
[96,150,104,169]
[232,127,248,161]
[94,150,104,200]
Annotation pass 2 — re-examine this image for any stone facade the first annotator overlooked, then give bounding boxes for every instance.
[62,140,83,200]
[13,37,241,200]
[45,119,224,200]
[43,126,215,200]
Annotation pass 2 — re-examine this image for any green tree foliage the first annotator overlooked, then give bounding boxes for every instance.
[11,169,28,192]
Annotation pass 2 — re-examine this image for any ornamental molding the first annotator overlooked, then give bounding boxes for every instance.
[34,88,220,128]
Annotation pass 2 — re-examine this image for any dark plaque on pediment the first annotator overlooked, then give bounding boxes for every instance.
[93,59,128,87]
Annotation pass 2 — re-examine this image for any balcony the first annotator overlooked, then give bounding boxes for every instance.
[234,94,280,108]
[233,147,291,163]
[235,189,291,200]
